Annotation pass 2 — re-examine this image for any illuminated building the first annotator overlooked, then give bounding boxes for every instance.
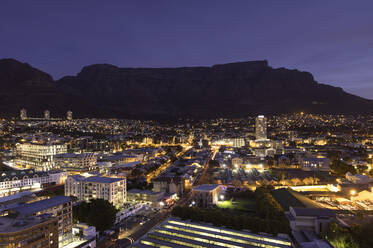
[192,184,222,207]
[20,108,27,120]
[232,138,245,148]
[255,115,267,140]
[300,157,330,172]
[67,110,73,120]
[10,196,73,245]
[0,169,67,197]
[65,175,126,208]
[132,217,292,248]
[44,110,50,119]
[55,153,97,172]
[127,189,164,206]
[15,142,67,171]
[0,214,58,248]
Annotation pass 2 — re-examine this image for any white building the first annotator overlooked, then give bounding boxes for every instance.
[55,153,97,172]
[15,142,67,171]
[0,169,67,197]
[255,115,267,140]
[65,175,126,208]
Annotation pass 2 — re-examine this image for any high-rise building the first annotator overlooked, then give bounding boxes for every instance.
[20,108,27,120]
[67,110,73,120]
[44,110,50,119]
[255,115,267,140]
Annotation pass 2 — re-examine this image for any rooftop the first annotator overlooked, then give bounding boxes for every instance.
[193,184,221,192]
[84,176,124,184]
[132,217,292,248]
[13,196,71,216]
[291,207,336,218]
[0,214,55,233]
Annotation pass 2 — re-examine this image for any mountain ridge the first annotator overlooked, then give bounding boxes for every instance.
[0,58,372,119]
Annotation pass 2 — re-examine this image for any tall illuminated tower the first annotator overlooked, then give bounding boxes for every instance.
[20,108,27,120]
[67,110,73,120]
[44,110,50,119]
[255,115,267,140]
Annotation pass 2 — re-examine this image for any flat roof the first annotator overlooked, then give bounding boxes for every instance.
[13,196,71,215]
[193,184,221,192]
[85,176,123,184]
[0,214,55,233]
[291,207,336,218]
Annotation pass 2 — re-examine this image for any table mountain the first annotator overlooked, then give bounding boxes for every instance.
[1,58,373,119]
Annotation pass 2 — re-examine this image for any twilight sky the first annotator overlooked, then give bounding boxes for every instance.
[1,1,373,99]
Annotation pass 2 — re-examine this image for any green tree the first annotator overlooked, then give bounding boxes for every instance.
[73,199,118,232]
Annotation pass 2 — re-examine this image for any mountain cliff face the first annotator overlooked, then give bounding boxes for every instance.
[0,59,96,118]
[1,58,372,119]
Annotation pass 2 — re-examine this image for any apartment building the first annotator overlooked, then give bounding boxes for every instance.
[65,175,126,208]
[55,153,97,172]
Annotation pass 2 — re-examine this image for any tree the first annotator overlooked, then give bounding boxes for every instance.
[330,160,357,177]
[290,178,302,186]
[357,164,369,174]
[324,222,359,248]
[73,199,118,232]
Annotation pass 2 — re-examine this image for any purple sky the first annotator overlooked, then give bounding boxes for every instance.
[1,1,373,99]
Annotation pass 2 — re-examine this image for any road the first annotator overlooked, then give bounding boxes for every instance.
[115,208,173,247]
[114,146,212,247]
[146,147,191,183]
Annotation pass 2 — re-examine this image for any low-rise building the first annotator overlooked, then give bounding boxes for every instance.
[288,207,335,235]
[0,169,67,197]
[127,189,164,206]
[55,153,97,172]
[300,157,330,172]
[152,176,190,196]
[65,175,126,208]
[192,184,222,207]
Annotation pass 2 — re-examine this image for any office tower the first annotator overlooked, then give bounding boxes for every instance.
[67,110,73,120]
[20,108,27,120]
[255,115,267,140]
[44,110,50,119]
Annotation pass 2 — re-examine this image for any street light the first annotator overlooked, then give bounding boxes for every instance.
[350,189,356,196]
[220,195,225,201]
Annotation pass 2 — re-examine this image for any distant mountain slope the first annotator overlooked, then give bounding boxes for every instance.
[1,58,372,119]
[0,59,97,118]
